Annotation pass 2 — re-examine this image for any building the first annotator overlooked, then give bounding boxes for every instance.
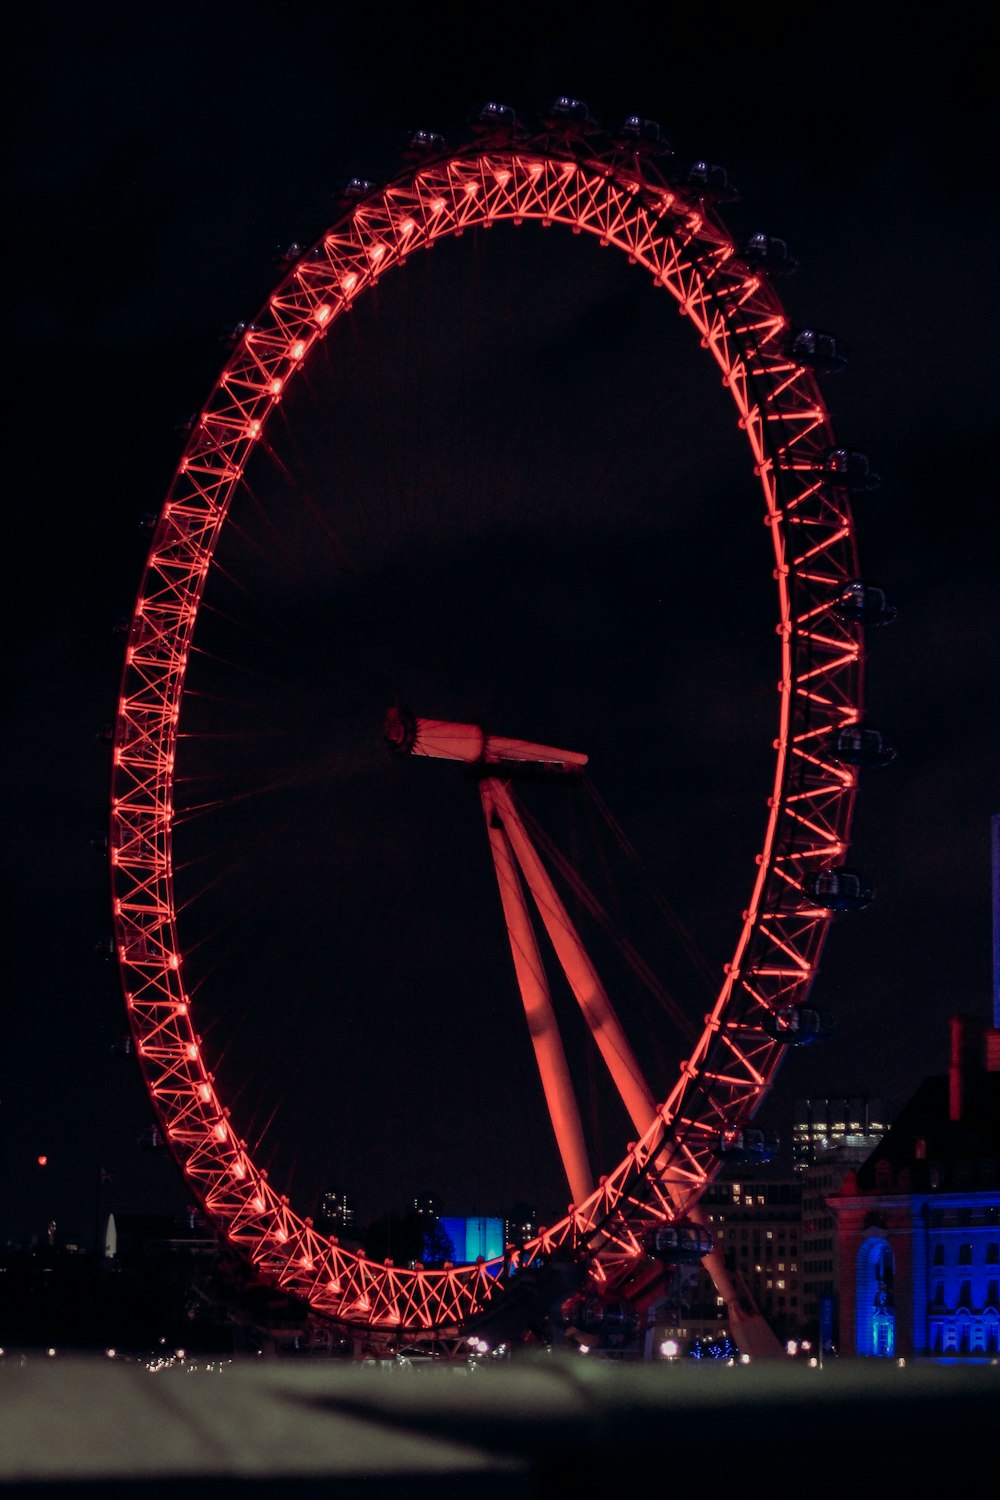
[315,1189,356,1234]
[438,1216,505,1265]
[103,1209,216,1260]
[800,1153,852,1351]
[792,1095,888,1172]
[828,1014,1000,1360]
[801,1146,883,1351]
[674,1176,804,1349]
[503,1202,538,1248]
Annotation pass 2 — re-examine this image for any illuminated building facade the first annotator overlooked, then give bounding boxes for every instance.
[829,1016,1000,1359]
[316,1189,356,1234]
[684,1177,804,1345]
[801,1147,882,1350]
[792,1095,887,1172]
[438,1216,505,1265]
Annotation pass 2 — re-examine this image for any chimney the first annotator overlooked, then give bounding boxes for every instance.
[993,813,999,1029]
[983,814,1000,1073]
[949,1015,985,1122]
[987,1028,1000,1073]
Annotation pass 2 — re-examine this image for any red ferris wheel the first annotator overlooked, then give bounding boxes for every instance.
[109,100,888,1353]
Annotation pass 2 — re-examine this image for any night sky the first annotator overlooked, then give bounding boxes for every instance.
[7,5,998,1249]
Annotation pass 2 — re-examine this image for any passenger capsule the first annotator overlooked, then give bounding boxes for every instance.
[472,101,517,132]
[273,242,303,266]
[542,96,594,127]
[822,447,881,491]
[564,1294,639,1339]
[220,321,258,349]
[612,115,670,151]
[833,580,898,625]
[403,129,446,157]
[684,160,738,200]
[802,866,874,911]
[713,1128,779,1164]
[829,722,897,768]
[762,1005,833,1045]
[336,178,377,202]
[784,327,847,372]
[646,1222,715,1262]
[742,232,798,273]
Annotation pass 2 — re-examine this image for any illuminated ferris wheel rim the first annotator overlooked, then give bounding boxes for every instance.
[110,111,867,1336]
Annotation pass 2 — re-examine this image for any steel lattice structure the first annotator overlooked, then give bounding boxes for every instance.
[110,108,871,1346]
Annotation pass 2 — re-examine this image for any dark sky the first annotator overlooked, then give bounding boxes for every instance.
[7,4,999,1249]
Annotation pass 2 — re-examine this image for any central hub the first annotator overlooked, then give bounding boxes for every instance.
[384,706,587,772]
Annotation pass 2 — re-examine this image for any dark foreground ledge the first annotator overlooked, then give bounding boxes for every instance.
[1,1354,996,1498]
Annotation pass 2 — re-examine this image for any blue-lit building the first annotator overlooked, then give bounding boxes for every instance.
[439,1216,505,1265]
[829,1015,1000,1360]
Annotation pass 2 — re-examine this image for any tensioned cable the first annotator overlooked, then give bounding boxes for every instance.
[512,791,699,1043]
[581,776,722,998]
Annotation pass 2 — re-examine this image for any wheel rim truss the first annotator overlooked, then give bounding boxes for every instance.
[110,126,864,1339]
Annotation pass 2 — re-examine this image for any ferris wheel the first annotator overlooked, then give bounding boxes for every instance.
[108,99,889,1353]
